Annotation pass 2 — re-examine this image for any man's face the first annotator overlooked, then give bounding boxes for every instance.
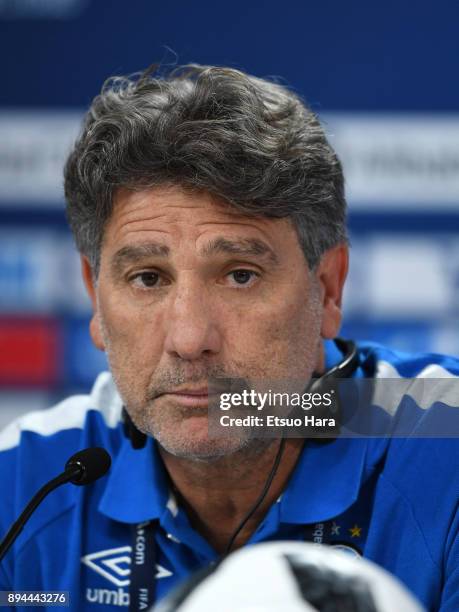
[83,185,347,460]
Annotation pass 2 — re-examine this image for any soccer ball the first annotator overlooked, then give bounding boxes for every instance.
[153,541,425,612]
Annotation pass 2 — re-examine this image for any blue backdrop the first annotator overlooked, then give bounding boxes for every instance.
[1,0,458,425]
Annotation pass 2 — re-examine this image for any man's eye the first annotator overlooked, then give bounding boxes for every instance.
[131,272,160,288]
[228,270,259,286]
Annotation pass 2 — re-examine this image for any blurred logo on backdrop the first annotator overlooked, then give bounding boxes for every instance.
[0,113,81,204]
[324,114,459,208]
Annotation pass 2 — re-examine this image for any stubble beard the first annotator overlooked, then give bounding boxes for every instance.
[98,315,260,461]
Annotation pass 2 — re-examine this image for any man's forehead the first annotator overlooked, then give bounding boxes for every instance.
[106,185,296,246]
[112,184,269,221]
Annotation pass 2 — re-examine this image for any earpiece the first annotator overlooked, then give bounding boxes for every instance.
[307,338,359,442]
[122,407,147,449]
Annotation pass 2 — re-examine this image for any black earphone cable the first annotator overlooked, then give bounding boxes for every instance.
[221,436,286,558]
[218,341,358,559]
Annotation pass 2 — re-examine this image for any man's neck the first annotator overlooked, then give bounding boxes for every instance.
[159,438,305,554]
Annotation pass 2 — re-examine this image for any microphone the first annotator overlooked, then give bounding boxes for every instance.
[0,447,111,562]
[65,447,112,485]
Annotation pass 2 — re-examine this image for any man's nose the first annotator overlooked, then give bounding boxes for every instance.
[163,283,222,361]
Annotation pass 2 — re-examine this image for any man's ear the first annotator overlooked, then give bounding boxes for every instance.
[81,256,105,352]
[315,244,349,339]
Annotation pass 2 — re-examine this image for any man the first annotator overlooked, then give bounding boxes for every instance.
[0,64,458,611]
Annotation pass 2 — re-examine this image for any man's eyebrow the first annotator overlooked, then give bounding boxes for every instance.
[111,243,170,274]
[200,237,280,265]
[110,237,280,273]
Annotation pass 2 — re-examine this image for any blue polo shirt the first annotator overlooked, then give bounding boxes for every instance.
[0,340,458,611]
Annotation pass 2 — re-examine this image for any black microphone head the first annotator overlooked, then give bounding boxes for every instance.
[65,447,111,486]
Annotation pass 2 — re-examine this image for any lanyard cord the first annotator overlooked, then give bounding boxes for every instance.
[221,437,286,558]
[129,520,158,612]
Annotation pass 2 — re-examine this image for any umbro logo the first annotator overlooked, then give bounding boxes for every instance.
[81,546,173,587]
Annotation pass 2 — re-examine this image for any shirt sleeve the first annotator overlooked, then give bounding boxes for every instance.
[0,445,17,589]
[438,503,459,611]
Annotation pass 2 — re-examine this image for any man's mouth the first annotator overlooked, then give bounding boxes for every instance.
[160,387,215,408]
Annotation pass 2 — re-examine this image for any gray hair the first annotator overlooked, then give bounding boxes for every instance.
[64,63,347,274]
